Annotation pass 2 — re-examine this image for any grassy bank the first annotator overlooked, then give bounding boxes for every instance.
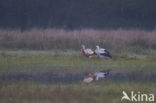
[0,50,156,74]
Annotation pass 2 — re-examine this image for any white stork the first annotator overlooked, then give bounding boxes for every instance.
[94,45,112,58]
[81,45,94,64]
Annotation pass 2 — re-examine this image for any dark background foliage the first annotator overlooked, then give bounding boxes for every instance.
[0,0,156,30]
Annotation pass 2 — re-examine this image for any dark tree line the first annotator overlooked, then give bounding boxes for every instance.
[0,0,156,30]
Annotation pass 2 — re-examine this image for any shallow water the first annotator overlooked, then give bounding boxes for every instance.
[0,72,156,83]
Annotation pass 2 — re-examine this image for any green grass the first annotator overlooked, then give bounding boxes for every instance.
[0,50,156,74]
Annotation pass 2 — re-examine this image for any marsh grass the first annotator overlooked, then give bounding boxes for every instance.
[0,81,155,103]
[0,51,155,103]
[0,29,156,103]
[0,29,156,51]
[0,50,156,75]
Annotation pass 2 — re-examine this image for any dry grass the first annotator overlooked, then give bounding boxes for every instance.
[0,81,155,103]
[0,29,156,51]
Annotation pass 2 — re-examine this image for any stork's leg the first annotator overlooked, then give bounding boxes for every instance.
[88,56,92,69]
[101,57,104,61]
[89,56,92,64]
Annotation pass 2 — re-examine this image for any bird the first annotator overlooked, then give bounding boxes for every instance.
[94,45,112,58]
[82,73,94,83]
[81,45,94,64]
